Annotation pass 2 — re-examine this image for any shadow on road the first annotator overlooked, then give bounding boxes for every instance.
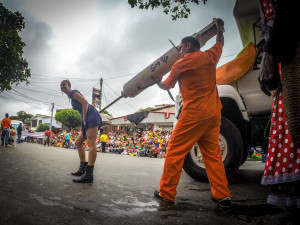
[228,168,264,184]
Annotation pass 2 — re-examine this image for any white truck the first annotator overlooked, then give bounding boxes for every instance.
[181,0,272,181]
[102,0,271,182]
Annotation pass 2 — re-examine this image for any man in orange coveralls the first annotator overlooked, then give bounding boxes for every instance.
[1,113,12,147]
[155,18,231,208]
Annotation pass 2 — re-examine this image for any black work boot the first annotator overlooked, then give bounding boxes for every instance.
[73,165,94,183]
[71,161,88,176]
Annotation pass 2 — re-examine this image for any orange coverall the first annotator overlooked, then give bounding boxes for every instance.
[159,42,231,202]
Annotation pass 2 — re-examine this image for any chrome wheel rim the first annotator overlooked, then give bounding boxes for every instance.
[190,134,228,169]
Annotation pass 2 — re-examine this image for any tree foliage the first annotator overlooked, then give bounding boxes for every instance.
[36,123,49,132]
[55,109,81,129]
[128,0,207,20]
[135,107,155,113]
[9,115,19,120]
[0,3,31,92]
[101,110,112,117]
[16,110,33,126]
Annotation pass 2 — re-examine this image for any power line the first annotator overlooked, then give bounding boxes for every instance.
[26,79,101,104]
[102,88,113,116]
[31,73,98,81]
[9,88,67,109]
[30,83,58,94]
[13,86,62,97]
[30,72,137,81]
[29,80,98,84]
[12,89,53,105]
[103,73,136,80]
[0,93,45,110]
[83,80,99,96]
[27,83,70,108]
[103,81,137,111]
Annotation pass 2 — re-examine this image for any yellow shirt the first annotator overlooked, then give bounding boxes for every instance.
[100,134,108,142]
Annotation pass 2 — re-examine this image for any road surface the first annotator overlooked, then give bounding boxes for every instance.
[0,143,298,225]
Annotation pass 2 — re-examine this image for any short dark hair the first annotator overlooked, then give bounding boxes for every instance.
[181,36,200,50]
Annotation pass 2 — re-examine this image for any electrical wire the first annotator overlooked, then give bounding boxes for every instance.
[103,72,136,80]
[29,80,98,84]
[103,81,137,111]
[12,89,53,105]
[28,79,98,105]
[13,86,62,97]
[9,88,67,109]
[0,93,46,110]
[31,73,99,81]
[30,83,58,94]
[30,72,137,81]
[83,80,99,96]
[101,88,113,116]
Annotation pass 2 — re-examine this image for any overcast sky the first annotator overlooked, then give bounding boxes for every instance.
[0,0,243,120]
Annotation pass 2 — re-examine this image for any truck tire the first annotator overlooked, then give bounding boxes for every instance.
[183,117,244,182]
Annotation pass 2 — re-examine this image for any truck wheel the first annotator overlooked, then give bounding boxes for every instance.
[183,117,244,182]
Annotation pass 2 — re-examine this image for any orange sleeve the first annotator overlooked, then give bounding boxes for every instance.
[163,64,181,89]
[205,42,223,64]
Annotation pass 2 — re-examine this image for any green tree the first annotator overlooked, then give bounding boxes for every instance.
[16,110,33,126]
[135,107,154,113]
[128,0,207,20]
[101,110,112,117]
[9,115,19,120]
[0,3,31,92]
[36,123,49,132]
[55,109,81,129]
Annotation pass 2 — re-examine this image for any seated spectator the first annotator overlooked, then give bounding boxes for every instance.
[108,144,114,153]
[121,148,129,155]
[84,141,89,151]
[137,145,146,157]
[149,147,159,158]
[114,144,123,154]
[70,139,76,149]
[129,146,137,156]
[96,143,101,152]
[158,145,166,159]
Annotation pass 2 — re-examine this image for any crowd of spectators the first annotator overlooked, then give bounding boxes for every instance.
[105,129,172,158]
[24,129,172,159]
[25,129,79,149]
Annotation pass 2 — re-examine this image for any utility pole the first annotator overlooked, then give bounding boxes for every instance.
[50,103,54,131]
[99,78,103,112]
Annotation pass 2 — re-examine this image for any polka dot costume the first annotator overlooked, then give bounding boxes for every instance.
[261,89,300,185]
[260,0,275,21]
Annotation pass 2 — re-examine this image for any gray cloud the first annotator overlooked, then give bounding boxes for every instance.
[0,0,242,119]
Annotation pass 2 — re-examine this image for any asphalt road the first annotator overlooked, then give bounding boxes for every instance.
[0,143,298,225]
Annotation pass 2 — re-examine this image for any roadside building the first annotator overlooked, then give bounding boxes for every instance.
[99,113,112,133]
[108,104,175,132]
[30,114,61,131]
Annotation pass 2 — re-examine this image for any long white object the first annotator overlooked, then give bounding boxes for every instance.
[121,19,222,98]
